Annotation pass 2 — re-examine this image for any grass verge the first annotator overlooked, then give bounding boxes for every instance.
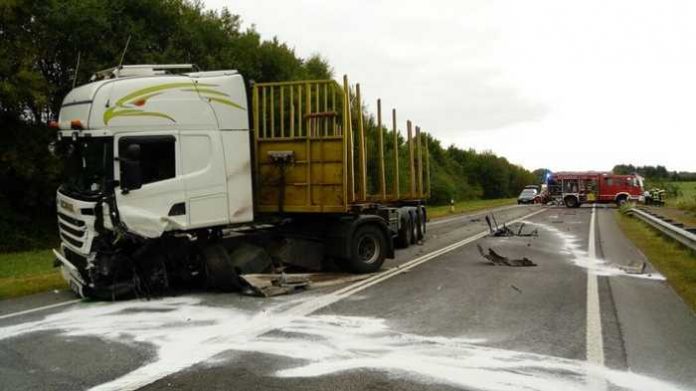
[616,211,696,312]
[0,249,66,300]
[427,198,517,220]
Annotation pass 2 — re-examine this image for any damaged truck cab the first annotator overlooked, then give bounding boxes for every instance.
[52,64,429,299]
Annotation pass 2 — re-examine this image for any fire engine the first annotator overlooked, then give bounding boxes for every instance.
[545,171,645,208]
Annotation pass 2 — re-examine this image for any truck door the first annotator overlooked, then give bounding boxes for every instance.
[599,177,617,202]
[114,132,188,237]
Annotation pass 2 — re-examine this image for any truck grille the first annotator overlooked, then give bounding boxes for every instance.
[63,247,88,273]
[58,212,88,251]
[58,212,85,227]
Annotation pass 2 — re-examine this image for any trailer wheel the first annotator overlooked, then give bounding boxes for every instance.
[410,212,418,244]
[347,224,386,273]
[202,243,243,292]
[416,207,427,241]
[564,196,579,208]
[396,215,413,248]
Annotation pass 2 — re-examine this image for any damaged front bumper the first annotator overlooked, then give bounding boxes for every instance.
[53,248,87,298]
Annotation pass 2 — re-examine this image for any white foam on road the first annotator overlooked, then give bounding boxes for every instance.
[522,220,666,281]
[0,296,687,391]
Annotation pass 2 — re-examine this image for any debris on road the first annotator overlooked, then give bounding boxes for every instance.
[510,284,522,293]
[476,244,537,267]
[618,262,647,275]
[240,272,373,297]
[485,215,538,237]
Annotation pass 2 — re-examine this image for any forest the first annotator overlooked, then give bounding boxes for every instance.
[0,0,536,251]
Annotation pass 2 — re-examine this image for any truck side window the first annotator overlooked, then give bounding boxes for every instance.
[605,178,613,186]
[119,136,176,185]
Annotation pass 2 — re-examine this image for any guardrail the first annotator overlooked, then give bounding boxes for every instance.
[627,208,696,252]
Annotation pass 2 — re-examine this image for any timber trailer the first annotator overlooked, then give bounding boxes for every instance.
[50,64,431,299]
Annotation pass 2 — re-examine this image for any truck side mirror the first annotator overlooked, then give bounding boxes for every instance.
[121,144,142,193]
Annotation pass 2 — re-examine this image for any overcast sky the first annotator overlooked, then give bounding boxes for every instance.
[205,0,695,172]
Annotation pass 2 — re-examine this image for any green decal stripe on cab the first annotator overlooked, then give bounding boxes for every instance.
[104,82,244,125]
[207,97,246,110]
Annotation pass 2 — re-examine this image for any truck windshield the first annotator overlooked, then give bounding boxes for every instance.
[56,137,114,198]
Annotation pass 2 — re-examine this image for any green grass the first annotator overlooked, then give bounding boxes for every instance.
[616,211,696,312]
[668,182,696,213]
[0,249,67,300]
[427,198,517,219]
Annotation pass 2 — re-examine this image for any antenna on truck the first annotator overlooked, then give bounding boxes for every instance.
[72,52,81,89]
[117,35,132,69]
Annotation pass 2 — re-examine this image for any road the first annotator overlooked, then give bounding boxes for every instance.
[1,205,695,391]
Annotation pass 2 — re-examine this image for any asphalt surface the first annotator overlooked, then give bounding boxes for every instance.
[0,205,695,391]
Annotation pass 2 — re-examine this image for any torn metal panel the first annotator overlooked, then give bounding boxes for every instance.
[476,244,537,267]
[618,262,647,275]
[240,272,373,297]
[485,215,538,237]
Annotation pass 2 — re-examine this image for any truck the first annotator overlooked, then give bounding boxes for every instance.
[49,64,431,299]
[545,171,644,208]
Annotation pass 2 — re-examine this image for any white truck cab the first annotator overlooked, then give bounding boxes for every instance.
[54,65,257,297]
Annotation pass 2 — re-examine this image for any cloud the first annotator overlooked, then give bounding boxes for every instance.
[203,0,696,171]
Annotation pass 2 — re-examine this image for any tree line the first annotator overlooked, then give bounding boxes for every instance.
[612,164,696,182]
[0,0,536,251]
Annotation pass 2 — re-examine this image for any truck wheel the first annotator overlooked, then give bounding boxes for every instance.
[396,216,412,248]
[410,212,418,244]
[616,195,628,207]
[347,224,386,273]
[564,196,578,208]
[416,207,427,240]
[202,243,243,292]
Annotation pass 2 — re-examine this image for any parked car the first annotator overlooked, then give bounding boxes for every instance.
[518,188,538,204]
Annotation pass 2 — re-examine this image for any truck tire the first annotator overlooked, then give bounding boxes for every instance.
[410,212,418,244]
[416,207,426,241]
[202,243,243,292]
[346,224,386,273]
[616,195,628,207]
[564,196,579,208]
[396,215,413,248]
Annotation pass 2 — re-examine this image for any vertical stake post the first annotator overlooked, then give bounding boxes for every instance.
[407,120,415,199]
[377,99,386,201]
[393,109,399,200]
[356,83,367,201]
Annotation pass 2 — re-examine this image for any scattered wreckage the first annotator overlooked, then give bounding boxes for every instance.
[476,244,537,267]
[485,215,538,237]
[475,213,538,267]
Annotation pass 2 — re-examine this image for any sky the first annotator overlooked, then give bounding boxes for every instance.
[204,0,696,172]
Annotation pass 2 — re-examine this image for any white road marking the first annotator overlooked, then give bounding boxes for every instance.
[586,205,607,389]
[428,204,523,227]
[286,208,547,317]
[0,299,81,321]
[2,208,547,391]
[93,207,547,391]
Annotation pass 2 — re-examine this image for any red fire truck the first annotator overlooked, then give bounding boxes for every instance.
[545,171,645,208]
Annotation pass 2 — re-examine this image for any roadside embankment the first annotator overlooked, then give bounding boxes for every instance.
[616,211,696,312]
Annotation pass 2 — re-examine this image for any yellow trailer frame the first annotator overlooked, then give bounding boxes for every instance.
[253,76,429,214]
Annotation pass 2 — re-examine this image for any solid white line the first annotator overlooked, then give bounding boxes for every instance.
[428,204,522,227]
[586,205,606,389]
[96,207,548,391]
[0,299,81,321]
[286,208,547,318]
